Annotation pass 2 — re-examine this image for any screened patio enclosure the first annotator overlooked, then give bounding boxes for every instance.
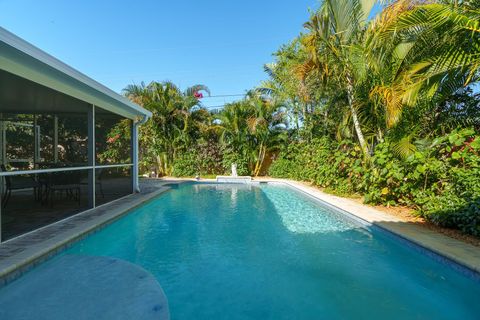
[0,27,151,242]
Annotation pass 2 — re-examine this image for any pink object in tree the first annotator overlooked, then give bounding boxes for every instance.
[107,134,121,144]
[194,91,203,99]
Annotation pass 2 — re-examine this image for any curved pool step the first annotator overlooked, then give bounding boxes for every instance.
[0,255,169,320]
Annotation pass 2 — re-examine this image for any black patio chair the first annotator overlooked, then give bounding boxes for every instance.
[44,171,82,207]
[1,164,41,208]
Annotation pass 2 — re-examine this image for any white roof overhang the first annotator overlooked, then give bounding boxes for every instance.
[0,27,151,120]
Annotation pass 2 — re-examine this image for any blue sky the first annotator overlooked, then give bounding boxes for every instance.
[0,0,319,109]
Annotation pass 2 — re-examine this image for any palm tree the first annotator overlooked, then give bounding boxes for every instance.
[216,95,287,176]
[247,96,287,176]
[217,101,253,167]
[258,40,312,134]
[123,81,210,176]
[362,0,480,157]
[379,0,480,107]
[298,0,377,155]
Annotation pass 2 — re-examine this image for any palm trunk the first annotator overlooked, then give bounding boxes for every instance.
[156,155,163,177]
[295,109,300,132]
[254,144,266,177]
[324,109,328,135]
[377,127,384,143]
[346,77,369,156]
[302,105,307,127]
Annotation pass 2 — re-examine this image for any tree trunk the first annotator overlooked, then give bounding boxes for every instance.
[254,144,266,177]
[377,127,384,143]
[294,107,300,132]
[324,109,328,135]
[302,105,307,127]
[346,78,369,156]
[156,155,163,177]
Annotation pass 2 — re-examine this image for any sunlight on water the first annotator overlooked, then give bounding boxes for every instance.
[260,185,356,234]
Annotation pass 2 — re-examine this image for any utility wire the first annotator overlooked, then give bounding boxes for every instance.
[205,105,226,109]
[202,94,246,98]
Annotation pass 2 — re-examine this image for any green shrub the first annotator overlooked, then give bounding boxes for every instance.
[172,150,199,177]
[222,149,250,176]
[269,137,364,195]
[172,137,226,177]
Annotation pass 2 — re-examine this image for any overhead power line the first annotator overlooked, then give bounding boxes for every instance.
[202,94,246,98]
[205,105,226,109]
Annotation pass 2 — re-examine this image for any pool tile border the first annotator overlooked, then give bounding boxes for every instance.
[0,186,172,287]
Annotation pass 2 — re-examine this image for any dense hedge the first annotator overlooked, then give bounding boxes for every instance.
[172,140,259,177]
[172,137,225,177]
[268,129,480,236]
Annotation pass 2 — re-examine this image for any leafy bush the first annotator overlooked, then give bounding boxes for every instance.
[269,137,364,195]
[172,137,226,177]
[222,149,251,176]
[172,150,199,177]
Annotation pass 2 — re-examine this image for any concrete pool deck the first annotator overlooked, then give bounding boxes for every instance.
[1,177,479,285]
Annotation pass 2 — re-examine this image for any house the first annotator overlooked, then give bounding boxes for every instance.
[0,27,151,241]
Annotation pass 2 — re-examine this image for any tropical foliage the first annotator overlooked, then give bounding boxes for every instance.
[123,81,211,176]
[265,0,480,235]
[122,0,480,236]
[121,82,287,177]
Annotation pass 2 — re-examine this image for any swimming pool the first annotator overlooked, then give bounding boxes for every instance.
[2,182,480,319]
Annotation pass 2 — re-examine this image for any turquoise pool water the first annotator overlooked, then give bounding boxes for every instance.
[4,183,480,319]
